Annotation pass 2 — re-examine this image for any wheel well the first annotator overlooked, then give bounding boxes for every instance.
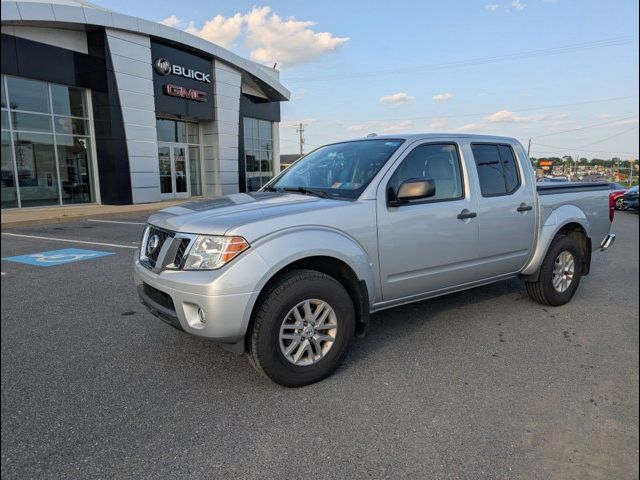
[247,256,370,345]
[557,222,592,275]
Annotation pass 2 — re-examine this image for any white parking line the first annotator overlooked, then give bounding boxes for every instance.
[87,219,146,225]
[1,232,138,249]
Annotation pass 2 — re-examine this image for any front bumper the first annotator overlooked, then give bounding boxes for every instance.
[134,260,258,353]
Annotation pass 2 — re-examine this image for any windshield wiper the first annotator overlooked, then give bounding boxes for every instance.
[281,186,330,199]
[263,185,281,192]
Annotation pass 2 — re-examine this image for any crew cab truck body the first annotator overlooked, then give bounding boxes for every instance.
[134,134,615,386]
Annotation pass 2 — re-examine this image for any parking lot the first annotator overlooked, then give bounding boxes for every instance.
[1,211,638,479]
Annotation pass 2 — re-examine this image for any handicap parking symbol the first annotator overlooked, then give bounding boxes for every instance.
[3,248,114,267]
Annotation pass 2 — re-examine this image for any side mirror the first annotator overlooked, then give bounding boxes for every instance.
[389,178,436,206]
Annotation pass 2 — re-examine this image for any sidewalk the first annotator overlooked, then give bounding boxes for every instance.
[1,200,187,229]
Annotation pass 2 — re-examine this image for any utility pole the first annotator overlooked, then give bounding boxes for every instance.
[527,138,531,157]
[296,123,306,156]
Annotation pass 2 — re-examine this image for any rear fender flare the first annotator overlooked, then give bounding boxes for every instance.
[521,204,591,278]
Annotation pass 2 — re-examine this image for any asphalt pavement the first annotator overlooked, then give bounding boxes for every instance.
[1,211,638,479]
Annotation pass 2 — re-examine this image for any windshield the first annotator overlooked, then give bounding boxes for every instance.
[266,139,405,199]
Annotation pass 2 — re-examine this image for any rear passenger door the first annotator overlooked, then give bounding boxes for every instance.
[468,142,536,277]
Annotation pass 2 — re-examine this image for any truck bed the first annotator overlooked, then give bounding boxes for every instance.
[536,181,609,195]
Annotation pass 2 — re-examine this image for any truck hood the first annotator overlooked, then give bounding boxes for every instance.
[147,192,346,236]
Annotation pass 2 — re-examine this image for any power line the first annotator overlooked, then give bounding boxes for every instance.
[285,36,638,84]
[532,125,639,151]
[530,115,639,138]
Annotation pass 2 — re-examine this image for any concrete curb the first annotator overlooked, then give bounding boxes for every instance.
[1,201,186,229]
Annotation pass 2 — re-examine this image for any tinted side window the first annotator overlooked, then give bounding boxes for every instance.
[471,144,521,196]
[498,145,520,193]
[389,143,463,201]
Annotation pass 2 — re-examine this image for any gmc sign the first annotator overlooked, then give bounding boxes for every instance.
[164,84,207,102]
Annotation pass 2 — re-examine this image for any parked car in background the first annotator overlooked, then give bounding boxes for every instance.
[609,182,628,210]
[623,186,639,211]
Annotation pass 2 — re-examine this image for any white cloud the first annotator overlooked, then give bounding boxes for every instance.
[484,110,526,122]
[379,92,415,106]
[615,118,639,126]
[243,7,348,67]
[484,110,568,123]
[599,113,613,119]
[170,7,349,67]
[159,15,182,27]
[511,0,527,10]
[185,13,244,48]
[485,4,499,11]
[432,92,454,102]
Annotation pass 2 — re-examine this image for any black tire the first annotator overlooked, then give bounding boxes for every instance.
[615,197,624,210]
[525,234,584,306]
[248,269,356,387]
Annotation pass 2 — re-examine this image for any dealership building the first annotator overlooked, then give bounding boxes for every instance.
[1,0,289,209]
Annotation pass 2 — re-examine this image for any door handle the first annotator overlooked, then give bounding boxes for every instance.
[457,209,477,220]
[517,203,533,212]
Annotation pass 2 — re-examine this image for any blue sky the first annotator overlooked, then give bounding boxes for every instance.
[99,0,639,159]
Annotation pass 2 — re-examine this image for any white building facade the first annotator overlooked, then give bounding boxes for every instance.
[1,0,289,208]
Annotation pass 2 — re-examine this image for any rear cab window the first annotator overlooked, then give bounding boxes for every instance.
[470,143,521,196]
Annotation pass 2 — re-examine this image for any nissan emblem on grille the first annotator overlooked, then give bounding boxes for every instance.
[146,234,161,255]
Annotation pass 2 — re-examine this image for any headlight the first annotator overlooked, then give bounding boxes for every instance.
[183,235,250,270]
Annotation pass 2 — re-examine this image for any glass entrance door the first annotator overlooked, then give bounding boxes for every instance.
[158,143,190,200]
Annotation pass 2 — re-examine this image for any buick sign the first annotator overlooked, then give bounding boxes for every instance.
[154,58,172,76]
[153,57,211,83]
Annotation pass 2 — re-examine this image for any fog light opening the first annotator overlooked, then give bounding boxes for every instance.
[197,308,206,324]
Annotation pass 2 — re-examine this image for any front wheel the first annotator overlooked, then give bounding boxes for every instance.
[525,234,584,306]
[248,269,356,387]
[615,197,624,210]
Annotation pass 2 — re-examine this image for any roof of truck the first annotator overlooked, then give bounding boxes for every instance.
[356,133,521,143]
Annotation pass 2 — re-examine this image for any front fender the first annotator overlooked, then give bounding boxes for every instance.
[235,227,378,338]
[521,204,591,277]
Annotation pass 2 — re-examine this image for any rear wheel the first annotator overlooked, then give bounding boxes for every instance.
[615,197,624,210]
[525,234,584,306]
[248,269,355,387]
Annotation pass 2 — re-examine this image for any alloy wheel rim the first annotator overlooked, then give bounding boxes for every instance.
[552,250,575,293]
[279,299,338,366]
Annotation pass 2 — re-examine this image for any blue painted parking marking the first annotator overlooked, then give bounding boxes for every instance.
[3,248,114,267]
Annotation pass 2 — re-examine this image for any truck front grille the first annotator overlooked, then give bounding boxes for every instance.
[141,225,194,271]
[145,226,175,268]
[174,238,191,268]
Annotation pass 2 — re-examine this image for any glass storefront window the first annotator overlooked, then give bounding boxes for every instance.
[51,84,87,117]
[14,132,59,207]
[1,131,17,208]
[10,112,52,133]
[56,136,94,204]
[156,117,202,199]
[54,116,88,136]
[188,145,202,196]
[1,75,95,208]
[243,117,273,191]
[156,118,198,144]
[6,76,50,113]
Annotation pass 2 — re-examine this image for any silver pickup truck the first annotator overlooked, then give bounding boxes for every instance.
[134,134,616,386]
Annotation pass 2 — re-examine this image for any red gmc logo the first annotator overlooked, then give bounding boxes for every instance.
[164,84,207,102]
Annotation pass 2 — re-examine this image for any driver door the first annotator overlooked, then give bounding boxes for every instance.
[376,141,481,301]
